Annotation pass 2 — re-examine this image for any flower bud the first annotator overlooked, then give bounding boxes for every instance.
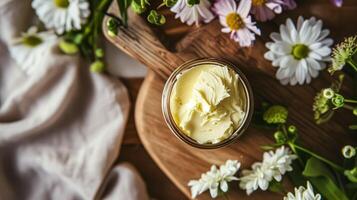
[95,48,104,58]
[288,125,297,133]
[331,94,344,108]
[322,88,335,99]
[342,145,356,159]
[147,10,166,26]
[59,40,78,55]
[263,105,288,124]
[274,131,286,144]
[131,0,146,14]
[90,60,105,73]
[353,107,357,116]
[107,18,119,37]
[164,0,178,7]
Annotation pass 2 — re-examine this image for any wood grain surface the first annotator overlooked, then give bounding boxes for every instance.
[104,1,357,199]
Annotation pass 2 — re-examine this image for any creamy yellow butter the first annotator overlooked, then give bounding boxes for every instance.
[170,64,246,144]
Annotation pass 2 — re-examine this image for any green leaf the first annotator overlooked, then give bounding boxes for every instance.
[268,179,285,195]
[117,0,132,26]
[344,167,357,183]
[287,160,306,187]
[302,157,348,200]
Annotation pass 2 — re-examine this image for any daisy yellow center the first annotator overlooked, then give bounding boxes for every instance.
[292,44,309,60]
[22,35,43,47]
[226,13,244,30]
[252,0,266,6]
[54,0,70,8]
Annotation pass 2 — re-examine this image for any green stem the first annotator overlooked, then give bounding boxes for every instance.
[347,59,357,73]
[349,125,357,130]
[292,144,345,173]
[345,99,357,104]
[343,104,355,110]
[288,142,305,166]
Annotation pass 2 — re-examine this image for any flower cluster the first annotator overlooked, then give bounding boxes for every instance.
[265,16,333,85]
[188,160,240,198]
[284,181,321,200]
[239,146,297,195]
[166,0,297,47]
[329,35,357,74]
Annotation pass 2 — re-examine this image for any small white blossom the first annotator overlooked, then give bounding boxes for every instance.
[284,181,321,200]
[262,146,298,181]
[171,0,215,26]
[239,146,297,195]
[188,160,240,199]
[239,163,271,195]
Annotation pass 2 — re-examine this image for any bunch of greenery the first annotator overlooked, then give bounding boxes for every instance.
[258,104,357,200]
[59,0,132,72]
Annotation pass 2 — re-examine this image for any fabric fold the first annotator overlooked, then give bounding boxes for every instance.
[0,0,149,199]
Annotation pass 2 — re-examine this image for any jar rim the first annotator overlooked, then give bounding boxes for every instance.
[162,58,254,149]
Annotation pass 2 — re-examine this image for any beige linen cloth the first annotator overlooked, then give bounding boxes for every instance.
[0,0,150,199]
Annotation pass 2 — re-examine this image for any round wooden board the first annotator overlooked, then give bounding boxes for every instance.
[103,1,357,199]
[135,71,355,199]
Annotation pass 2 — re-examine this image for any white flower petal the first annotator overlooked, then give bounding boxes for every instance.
[270,42,292,55]
[237,0,252,17]
[220,180,229,192]
[270,32,282,42]
[315,46,331,57]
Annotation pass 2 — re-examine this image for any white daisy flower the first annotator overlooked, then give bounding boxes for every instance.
[188,160,240,198]
[239,146,297,195]
[284,181,321,200]
[170,0,215,26]
[11,26,57,75]
[213,0,261,47]
[264,16,333,85]
[32,0,91,34]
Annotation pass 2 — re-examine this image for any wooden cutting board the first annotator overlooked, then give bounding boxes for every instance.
[104,1,357,199]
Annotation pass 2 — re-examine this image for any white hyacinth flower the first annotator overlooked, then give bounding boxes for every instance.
[32,0,91,34]
[239,162,271,195]
[265,16,333,85]
[188,160,240,198]
[11,26,57,75]
[239,146,297,195]
[284,181,321,200]
[262,146,298,181]
[171,0,215,26]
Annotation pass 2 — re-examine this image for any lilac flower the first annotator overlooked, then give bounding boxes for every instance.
[250,0,297,22]
[213,0,261,47]
[330,0,343,7]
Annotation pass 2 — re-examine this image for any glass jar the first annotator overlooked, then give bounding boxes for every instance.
[162,58,254,149]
